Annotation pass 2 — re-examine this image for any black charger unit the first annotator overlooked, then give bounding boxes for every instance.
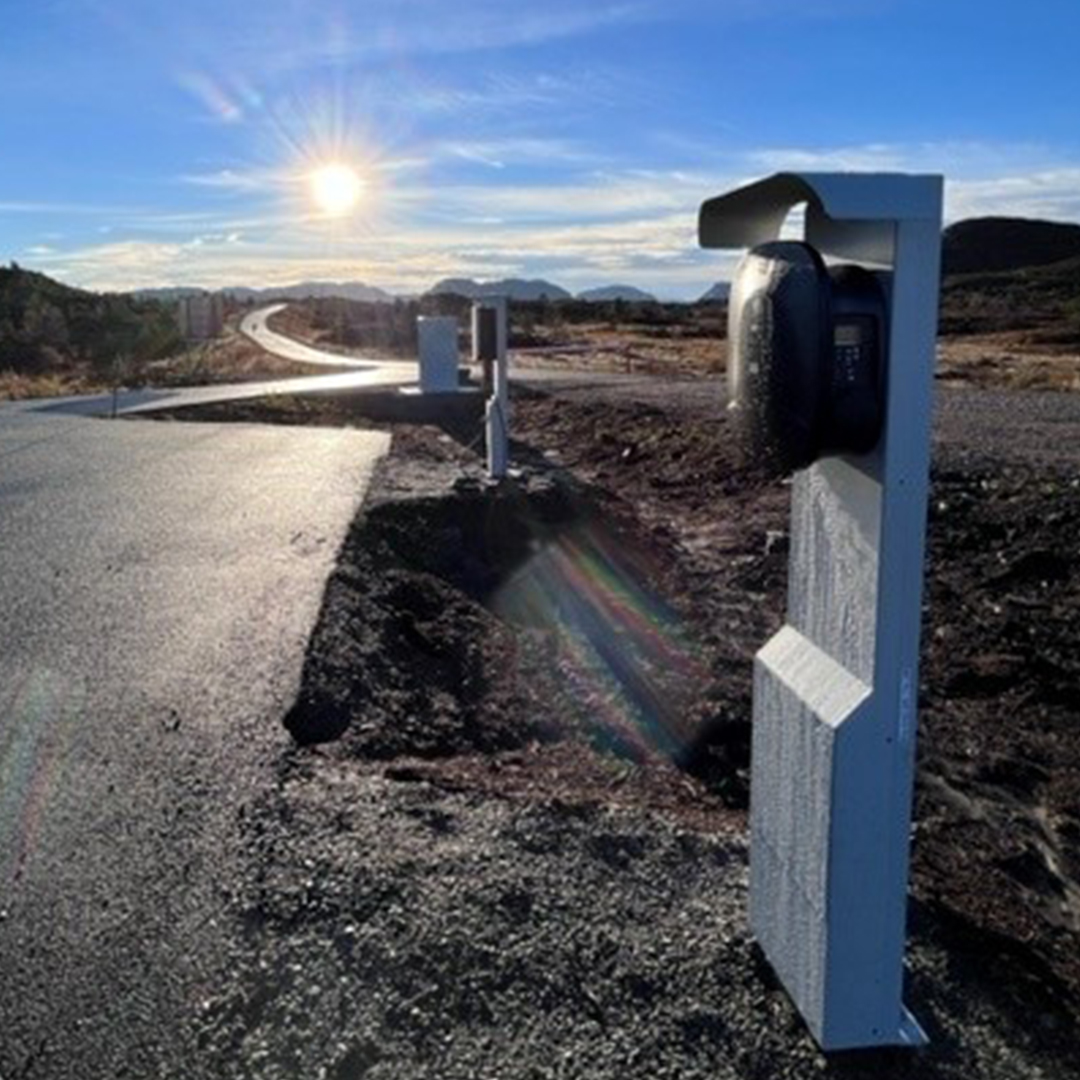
[727,240,887,473]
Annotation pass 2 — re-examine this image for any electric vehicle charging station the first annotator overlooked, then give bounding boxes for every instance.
[698,173,943,1051]
[472,298,510,479]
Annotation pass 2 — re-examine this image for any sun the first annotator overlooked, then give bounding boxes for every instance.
[309,162,365,216]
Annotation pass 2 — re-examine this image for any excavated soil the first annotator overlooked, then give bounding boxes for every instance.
[162,376,1080,1078]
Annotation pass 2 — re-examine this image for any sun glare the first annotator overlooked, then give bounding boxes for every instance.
[309,162,365,216]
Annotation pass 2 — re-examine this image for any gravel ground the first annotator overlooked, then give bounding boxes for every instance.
[192,749,1078,1080]
[166,374,1080,1078]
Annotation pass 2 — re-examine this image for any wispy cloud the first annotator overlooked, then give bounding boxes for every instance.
[742,145,915,174]
[385,67,633,127]
[417,169,719,226]
[743,141,1065,180]
[182,168,286,194]
[0,199,230,230]
[436,138,607,171]
[29,239,188,282]
[245,2,657,68]
[218,0,887,74]
[946,169,1080,223]
[0,200,125,216]
[21,190,711,296]
[734,141,1080,223]
[90,0,659,113]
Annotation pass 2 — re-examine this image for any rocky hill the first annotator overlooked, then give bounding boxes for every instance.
[942,217,1080,276]
[698,282,730,302]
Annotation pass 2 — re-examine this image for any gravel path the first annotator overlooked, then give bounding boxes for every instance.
[511,372,1080,468]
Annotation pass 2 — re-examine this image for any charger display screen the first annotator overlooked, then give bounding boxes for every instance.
[835,324,863,347]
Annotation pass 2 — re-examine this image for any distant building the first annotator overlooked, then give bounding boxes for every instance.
[177,293,224,340]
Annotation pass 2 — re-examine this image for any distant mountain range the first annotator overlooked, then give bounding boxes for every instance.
[131,276,719,306]
[134,281,394,304]
[427,278,683,302]
[109,218,1080,308]
[433,277,723,303]
[132,278,663,304]
[430,278,669,302]
[11,209,1080,383]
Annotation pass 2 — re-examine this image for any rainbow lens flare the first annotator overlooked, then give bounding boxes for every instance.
[493,519,707,758]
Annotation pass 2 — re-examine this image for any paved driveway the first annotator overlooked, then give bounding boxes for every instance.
[0,404,388,1077]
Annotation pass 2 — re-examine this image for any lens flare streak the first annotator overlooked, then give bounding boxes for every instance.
[495,522,707,758]
[1,669,83,888]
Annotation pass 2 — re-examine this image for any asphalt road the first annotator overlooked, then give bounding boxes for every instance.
[0,402,389,1078]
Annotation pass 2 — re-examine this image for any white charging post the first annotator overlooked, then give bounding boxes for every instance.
[472,298,509,479]
[699,173,943,1051]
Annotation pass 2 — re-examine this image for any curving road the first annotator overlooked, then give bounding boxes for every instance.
[240,303,416,379]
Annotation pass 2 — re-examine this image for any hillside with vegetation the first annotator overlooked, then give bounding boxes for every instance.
[937,216,1080,343]
[942,216,1080,275]
[0,263,181,385]
[939,254,1080,342]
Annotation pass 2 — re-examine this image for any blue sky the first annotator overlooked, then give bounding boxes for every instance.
[2,0,1079,299]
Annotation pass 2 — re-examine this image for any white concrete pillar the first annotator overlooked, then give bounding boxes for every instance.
[417,316,459,393]
[699,172,943,1052]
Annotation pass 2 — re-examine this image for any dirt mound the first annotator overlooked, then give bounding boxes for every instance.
[283,438,750,806]
[283,472,578,756]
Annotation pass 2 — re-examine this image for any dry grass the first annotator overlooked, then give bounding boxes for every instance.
[512,323,727,377]
[937,333,1080,392]
[145,323,352,386]
[521,325,1079,392]
[0,369,105,400]
[273,300,730,376]
[2,319,357,402]
[265,305,407,360]
[6,311,1077,402]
